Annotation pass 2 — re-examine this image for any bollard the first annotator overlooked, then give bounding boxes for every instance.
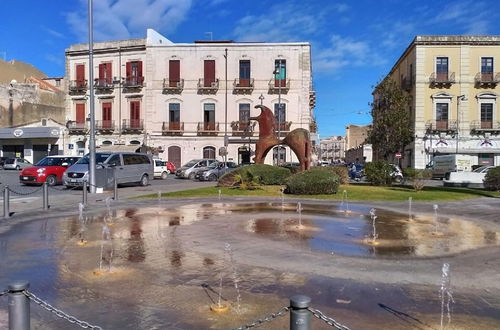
[3,186,10,218]
[113,169,118,201]
[42,183,49,210]
[82,181,88,206]
[290,295,311,330]
[8,281,30,330]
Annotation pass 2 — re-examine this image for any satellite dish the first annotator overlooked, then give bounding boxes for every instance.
[10,79,17,84]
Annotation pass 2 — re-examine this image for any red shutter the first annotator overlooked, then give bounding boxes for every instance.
[76,64,85,86]
[204,60,215,87]
[169,60,180,87]
[130,101,140,129]
[126,62,132,79]
[138,61,143,84]
[102,103,112,128]
[106,63,112,83]
[98,64,104,80]
[76,104,85,124]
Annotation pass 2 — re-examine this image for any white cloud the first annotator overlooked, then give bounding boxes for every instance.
[41,26,65,39]
[66,0,193,42]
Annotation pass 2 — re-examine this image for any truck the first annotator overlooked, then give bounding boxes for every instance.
[430,154,475,179]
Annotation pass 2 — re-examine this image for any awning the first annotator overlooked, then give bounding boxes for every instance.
[96,145,141,152]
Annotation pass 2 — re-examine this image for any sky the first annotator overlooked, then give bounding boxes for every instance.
[1,0,500,138]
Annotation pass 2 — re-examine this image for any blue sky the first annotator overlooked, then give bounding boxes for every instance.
[1,0,500,137]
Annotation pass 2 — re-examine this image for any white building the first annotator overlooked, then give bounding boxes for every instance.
[319,136,345,163]
[64,29,316,168]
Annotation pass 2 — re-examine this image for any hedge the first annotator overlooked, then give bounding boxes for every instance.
[218,164,291,187]
[284,169,340,195]
[484,166,500,191]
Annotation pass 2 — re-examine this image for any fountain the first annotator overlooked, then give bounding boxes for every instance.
[340,190,351,214]
[433,204,442,236]
[218,189,222,201]
[296,202,303,228]
[280,187,285,209]
[440,263,455,329]
[158,191,162,204]
[95,223,114,275]
[408,197,412,221]
[78,202,85,220]
[225,243,241,313]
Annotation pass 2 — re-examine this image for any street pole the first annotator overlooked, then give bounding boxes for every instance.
[88,0,96,193]
[456,95,466,154]
[223,48,228,165]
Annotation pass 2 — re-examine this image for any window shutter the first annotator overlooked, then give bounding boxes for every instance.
[126,62,132,79]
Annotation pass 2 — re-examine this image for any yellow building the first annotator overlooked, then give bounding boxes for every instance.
[383,36,500,168]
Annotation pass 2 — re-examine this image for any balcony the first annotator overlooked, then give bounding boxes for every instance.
[425,120,457,134]
[276,121,292,134]
[67,121,87,135]
[95,120,115,133]
[162,79,184,94]
[474,72,500,87]
[94,78,114,94]
[68,80,88,95]
[401,75,414,91]
[470,120,500,134]
[231,121,255,136]
[233,78,254,94]
[309,120,317,133]
[309,91,316,108]
[122,119,144,133]
[123,76,144,91]
[197,122,219,136]
[162,121,184,136]
[268,78,290,94]
[429,72,455,88]
[197,78,219,94]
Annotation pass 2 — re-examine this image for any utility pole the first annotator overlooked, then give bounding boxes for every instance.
[223,48,228,165]
[88,0,96,193]
[456,95,466,154]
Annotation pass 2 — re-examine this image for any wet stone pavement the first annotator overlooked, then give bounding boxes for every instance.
[0,197,500,329]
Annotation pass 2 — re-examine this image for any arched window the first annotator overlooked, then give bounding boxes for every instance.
[203,146,216,159]
[273,146,286,165]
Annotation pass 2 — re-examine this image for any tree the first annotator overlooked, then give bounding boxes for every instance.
[368,78,413,160]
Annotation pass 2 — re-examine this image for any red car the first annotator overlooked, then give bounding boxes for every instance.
[166,161,176,173]
[20,156,81,186]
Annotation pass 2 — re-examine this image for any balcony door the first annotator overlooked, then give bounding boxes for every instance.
[76,103,85,124]
[239,60,251,87]
[481,57,494,81]
[76,64,85,87]
[203,103,215,130]
[102,102,112,128]
[274,103,287,131]
[239,103,250,130]
[169,60,180,87]
[130,101,141,128]
[98,63,112,84]
[274,59,286,87]
[480,103,493,129]
[436,103,449,130]
[436,57,448,81]
[169,103,180,130]
[126,61,143,85]
[204,60,215,87]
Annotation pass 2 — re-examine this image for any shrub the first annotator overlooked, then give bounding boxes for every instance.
[484,166,500,191]
[218,164,291,187]
[403,168,432,191]
[311,166,350,185]
[364,161,393,186]
[284,169,340,195]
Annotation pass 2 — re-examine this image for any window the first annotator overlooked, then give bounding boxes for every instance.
[76,103,86,124]
[274,59,286,87]
[76,64,85,86]
[102,102,112,127]
[204,60,216,86]
[107,154,121,167]
[273,146,286,165]
[98,63,112,84]
[169,60,180,86]
[436,103,449,129]
[239,103,250,129]
[126,61,143,85]
[203,146,216,159]
[481,103,493,128]
[436,57,448,81]
[239,60,251,87]
[481,57,493,74]
[274,103,287,130]
[203,103,215,123]
[169,103,180,122]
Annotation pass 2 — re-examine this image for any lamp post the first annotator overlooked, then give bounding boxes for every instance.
[223,48,228,165]
[273,67,282,165]
[88,0,96,193]
[456,94,466,154]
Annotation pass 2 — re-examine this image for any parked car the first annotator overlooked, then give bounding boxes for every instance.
[153,159,176,179]
[444,165,495,188]
[20,156,81,186]
[63,152,153,188]
[194,161,239,181]
[3,158,32,170]
[175,159,217,179]
[0,156,10,168]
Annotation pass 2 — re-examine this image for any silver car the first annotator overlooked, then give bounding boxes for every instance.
[175,159,217,179]
[194,161,238,181]
[3,158,32,170]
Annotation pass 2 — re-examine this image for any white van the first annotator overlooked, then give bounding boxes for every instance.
[63,152,153,187]
[431,154,474,179]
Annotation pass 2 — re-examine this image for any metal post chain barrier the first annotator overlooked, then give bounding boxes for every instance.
[290,295,311,330]
[231,306,289,330]
[307,307,351,330]
[113,170,118,201]
[3,186,10,218]
[48,184,82,192]
[23,290,103,330]
[7,185,44,196]
[83,181,88,206]
[8,281,30,330]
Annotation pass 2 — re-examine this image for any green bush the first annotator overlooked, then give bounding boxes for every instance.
[284,169,340,195]
[364,161,393,186]
[484,166,500,191]
[218,164,291,187]
[402,168,432,191]
[311,166,350,185]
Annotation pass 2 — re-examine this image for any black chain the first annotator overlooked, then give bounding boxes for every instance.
[48,185,81,191]
[231,306,289,330]
[307,307,351,330]
[7,185,44,196]
[0,289,9,297]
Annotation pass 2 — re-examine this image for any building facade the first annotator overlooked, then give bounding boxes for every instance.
[381,36,500,169]
[64,29,316,168]
[319,136,345,163]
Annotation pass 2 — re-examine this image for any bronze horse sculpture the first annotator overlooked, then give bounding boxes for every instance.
[249,105,311,171]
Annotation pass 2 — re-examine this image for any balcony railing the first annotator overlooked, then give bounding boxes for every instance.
[162,121,184,136]
[95,120,115,132]
[197,78,219,94]
[429,72,455,87]
[233,78,254,94]
[309,91,316,108]
[123,76,144,89]
[276,121,292,133]
[401,75,415,91]
[231,121,254,136]
[474,72,500,87]
[425,120,457,133]
[122,119,144,132]
[94,78,114,92]
[268,78,290,93]
[197,122,219,135]
[67,121,87,134]
[68,80,88,94]
[162,79,184,94]
[470,120,500,134]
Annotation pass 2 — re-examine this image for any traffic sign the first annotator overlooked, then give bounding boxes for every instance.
[395,152,402,159]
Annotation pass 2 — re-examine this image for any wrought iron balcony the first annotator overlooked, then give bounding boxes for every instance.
[162,121,184,136]
[268,78,290,94]
[94,79,114,93]
[162,79,184,94]
[122,119,144,133]
[425,120,457,133]
[474,72,500,87]
[231,121,255,136]
[197,78,219,94]
[68,80,88,94]
[309,91,316,108]
[95,120,115,133]
[429,72,455,87]
[123,76,144,89]
[470,120,500,134]
[67,121,87,134]
[233,78,254,94]
[197,122,219,136]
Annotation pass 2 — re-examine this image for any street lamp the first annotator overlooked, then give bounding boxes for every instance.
[273,67,282,165]
[88,0,96,193]
[223,48,228,165]
[456,94,467,154]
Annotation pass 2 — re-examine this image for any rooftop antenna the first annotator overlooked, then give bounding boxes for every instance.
[205,32,213,41]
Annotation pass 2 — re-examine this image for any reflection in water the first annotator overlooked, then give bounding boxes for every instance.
[128,217,146,263]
